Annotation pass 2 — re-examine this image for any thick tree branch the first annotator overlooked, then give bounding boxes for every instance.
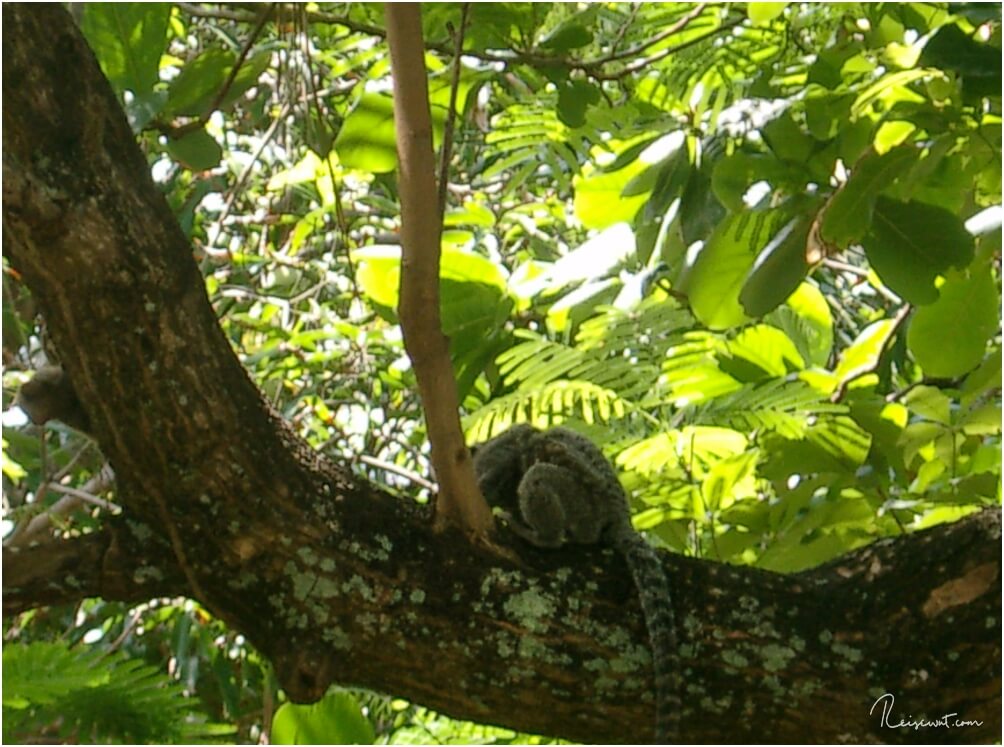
[385,3,492,538]
[3,522,188,614]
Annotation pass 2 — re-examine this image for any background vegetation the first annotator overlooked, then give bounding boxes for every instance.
[3,2,999,742]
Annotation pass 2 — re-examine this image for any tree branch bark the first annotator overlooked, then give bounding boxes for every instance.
[385,3,492,539]
[1,6,999,744]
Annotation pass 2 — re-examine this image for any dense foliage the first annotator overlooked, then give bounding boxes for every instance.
[3,2,1000,742]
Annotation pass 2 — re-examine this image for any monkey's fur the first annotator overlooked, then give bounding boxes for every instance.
[472,424,680,743]
[16,365,91,433]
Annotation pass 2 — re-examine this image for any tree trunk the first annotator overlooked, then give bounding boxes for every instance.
[2,6,1000,744]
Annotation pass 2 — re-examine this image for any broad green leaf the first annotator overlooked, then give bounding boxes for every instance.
[272,692,375,745]
[820,146,918,248]
[164,50,270,118]
[711,153,785,212]
[574,160,649,229]
[353,244,511,395]
[961,347,1002,405]
[748,3,788,25]
[267,152,325,191]
[907,267,1000,378]
[444,202,497,229]
[679,162,728,246]
[80,3,169,96]
[768,282,833,368]
[540,22,594,52]
[335,92,399,173]
[959,403,1002,436]
[898,421,946,466]
[903,385,952,425]
[557,79,601,128]
[352,245,507,320]
[919,22,1003,99]
[862,197,975,305]
[702,450,760,512]
[807,416,872,467]
[165,129,222,171]
[724,325,805,378]
[681,212,786,330]
[739,217,811,316]
[874,121,916,154]
[762,112,813,163]
[804,88,854,140]
[833,319,897,386]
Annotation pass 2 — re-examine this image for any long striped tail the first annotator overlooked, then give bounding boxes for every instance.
[620,535,681,744]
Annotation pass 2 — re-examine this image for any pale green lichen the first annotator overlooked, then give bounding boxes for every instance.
[341,575,376,602]
[322,627,352,651]
[503,590,555,634]
[127,521,152,542]
[721,649,749,669]
[832,641,863,670]
[297,547,319,566]
[583,657,611,673]
[133,566,164,584]
[409,589,426,604]
[314,577,340,599]
[760,643,796,672]
[292,572,318,601]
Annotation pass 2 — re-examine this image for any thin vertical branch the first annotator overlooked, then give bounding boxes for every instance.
[384,3,492,538]
[437,3,470,219]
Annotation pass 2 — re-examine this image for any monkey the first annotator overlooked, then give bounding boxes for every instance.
[472,425,680,744]
[15,365,91,433]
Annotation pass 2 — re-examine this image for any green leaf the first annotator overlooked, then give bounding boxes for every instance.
[820,146,918,248]
[80,3,169,96]
[959,403,1002,436]
[335,92,399,174]
[862,197,975,305]
[679,161,728,246]
[574,159,649,229]
[557,79,601,128]
[540,22,594,52]
[353,244,512,396]
[903,385,952,425]
[164,49,233,117]
[919,22,1003,99]
[166,49,273,116]
[762,112,813,163]
[747,3,787,25]
[712,153,783,212]
[165,128,222,171]
[767,282,833,368]
[907,267,1000,377]
[681,212,786,330]
[833,318,898,387]
[739,217,811,316]
[272,692,375,745]
[702,450,760,512]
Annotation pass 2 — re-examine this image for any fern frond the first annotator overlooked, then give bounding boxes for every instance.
[466,380,630,443]
[690,379,846,439]
[2,640,232,744]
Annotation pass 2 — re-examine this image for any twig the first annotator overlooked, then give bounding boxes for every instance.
[161,3,274,139]
[204,102,291,257]
[831,303,912,403]
[437,4,470,220]
[358,454,438,493]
